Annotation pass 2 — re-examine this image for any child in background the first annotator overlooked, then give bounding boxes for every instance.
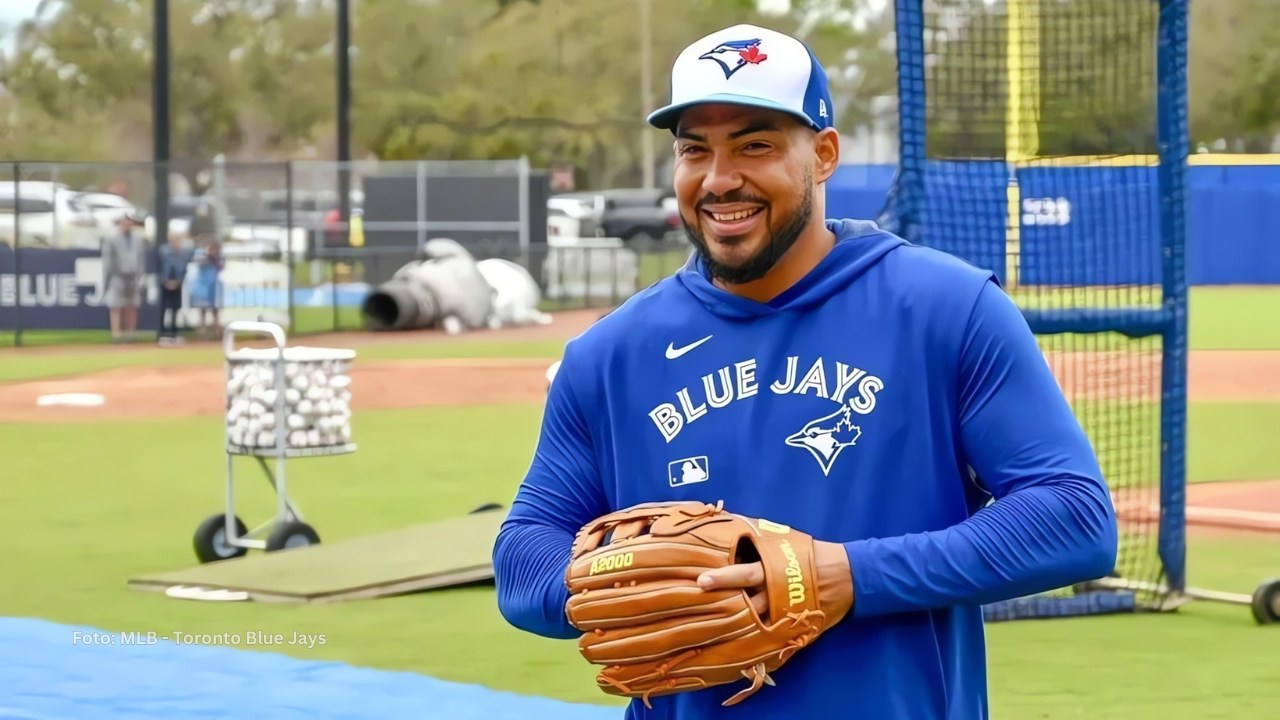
[190,237,224,340]
[157,232,195,346]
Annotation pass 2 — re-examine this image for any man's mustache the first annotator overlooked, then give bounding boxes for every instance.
[695,192,769,210]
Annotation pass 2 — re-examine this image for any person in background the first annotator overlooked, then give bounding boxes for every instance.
[190,235,225,339]
[101,211,149,343]
[157,231,194,346]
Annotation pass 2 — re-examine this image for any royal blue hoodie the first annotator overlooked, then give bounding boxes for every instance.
[493,219,1117,719]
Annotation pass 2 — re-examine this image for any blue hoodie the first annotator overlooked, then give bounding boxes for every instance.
[493,219,1117,719]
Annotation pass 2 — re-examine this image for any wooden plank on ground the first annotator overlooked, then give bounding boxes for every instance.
[127,510,505,604]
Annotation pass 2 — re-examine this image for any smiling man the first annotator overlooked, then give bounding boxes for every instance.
[493,23,1118,720]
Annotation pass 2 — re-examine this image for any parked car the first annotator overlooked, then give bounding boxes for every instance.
[0,181,102,250]
[77,191,147,242]
[552,188,681,243]
[547,195,606,239]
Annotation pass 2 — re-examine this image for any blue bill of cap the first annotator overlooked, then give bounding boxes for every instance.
[646,93,816,131]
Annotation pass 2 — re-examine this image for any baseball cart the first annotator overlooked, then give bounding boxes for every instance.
[192,321,357,564]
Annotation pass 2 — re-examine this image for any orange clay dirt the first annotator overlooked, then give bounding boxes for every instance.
[1,311,1278,534]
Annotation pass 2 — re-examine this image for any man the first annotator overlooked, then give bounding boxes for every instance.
[493,23,1117,720]
[100,210,149,342]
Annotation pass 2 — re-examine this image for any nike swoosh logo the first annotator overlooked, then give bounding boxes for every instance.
[665,335,713,360]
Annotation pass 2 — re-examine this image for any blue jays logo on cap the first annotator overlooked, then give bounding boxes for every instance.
[646,24,835,132]
[698,38,769,80]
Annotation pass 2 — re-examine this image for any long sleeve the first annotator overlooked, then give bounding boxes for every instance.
[492,348,610,639]
[844,280,1118,617]
[101,238,117,280]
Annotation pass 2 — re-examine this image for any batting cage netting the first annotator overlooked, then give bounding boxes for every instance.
[880,0,1190,620]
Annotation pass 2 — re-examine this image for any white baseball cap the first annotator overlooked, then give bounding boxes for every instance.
[647,24,835,133]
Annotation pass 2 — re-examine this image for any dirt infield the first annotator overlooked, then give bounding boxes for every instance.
[0,358,559,422]
[1045,349,1280,401]
[1,316,1277,535]
[1114,479,1280,534]
[0,310,609,422]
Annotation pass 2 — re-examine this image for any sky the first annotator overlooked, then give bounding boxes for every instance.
[0,0,45,53]
[0,0,43,27]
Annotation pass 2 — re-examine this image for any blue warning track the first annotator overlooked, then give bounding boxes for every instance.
[1,617,621,720]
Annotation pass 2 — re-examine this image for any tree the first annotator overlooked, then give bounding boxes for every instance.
[920,0,1160,159]
[1189,0,1280,152]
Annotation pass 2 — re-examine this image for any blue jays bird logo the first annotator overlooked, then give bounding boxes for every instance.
[698,38,769,79]
[785,402,863,476]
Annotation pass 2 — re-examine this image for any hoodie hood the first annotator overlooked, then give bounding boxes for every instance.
[675,218,907,320]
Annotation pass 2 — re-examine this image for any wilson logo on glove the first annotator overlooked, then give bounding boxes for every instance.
[564,500,832,709]
[779,539,807,606]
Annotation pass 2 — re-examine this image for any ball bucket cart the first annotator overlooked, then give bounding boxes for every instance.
[193,321,357,564]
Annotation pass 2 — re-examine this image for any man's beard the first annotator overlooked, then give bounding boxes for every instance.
[682,178,814,286]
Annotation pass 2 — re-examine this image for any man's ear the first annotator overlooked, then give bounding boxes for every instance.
[812,128,840,183]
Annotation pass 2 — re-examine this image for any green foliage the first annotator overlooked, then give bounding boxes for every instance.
[0,0,884,186]
[0,0,1272,184]
[0,404,1275,714]
[921,0,1161,158]
[1189,0,1280,152]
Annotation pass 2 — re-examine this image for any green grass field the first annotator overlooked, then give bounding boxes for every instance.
[0,405,1275,715]
[1,284,1278,715]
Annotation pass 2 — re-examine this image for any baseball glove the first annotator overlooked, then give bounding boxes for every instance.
[564,500,829,708]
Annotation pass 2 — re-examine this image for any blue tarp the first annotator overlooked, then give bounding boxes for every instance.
[0,617,621,720]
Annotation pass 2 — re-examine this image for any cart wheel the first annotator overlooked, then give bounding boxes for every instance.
[1251,579,1280,625]
[470,502,504,514]
[264,520,321,553]
[194,514,249,564]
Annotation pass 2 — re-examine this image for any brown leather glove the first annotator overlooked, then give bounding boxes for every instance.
[564,500,829,708]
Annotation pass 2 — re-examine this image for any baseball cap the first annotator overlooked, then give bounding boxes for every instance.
[647,24,834,133]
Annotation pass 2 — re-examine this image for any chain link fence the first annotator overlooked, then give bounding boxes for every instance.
[0,159,691,347]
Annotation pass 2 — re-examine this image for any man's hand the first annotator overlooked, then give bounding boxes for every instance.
[696,539,854,626]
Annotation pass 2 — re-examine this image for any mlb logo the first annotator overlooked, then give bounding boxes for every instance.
[668,456,710,488]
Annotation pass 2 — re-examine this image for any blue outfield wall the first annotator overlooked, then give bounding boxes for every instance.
[827,160,1280,286]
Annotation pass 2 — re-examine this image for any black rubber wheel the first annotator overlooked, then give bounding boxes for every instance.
[1251,579,1280,625]
[264,520,321,553]
[470,502,504,514]
[194,513,249,564]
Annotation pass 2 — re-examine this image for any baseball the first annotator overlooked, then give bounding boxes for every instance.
[226,352,355,451]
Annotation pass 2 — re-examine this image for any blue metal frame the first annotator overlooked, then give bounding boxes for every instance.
[884,0,927,244]
[1155,0,1190,594]
[887,0,1191,618]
